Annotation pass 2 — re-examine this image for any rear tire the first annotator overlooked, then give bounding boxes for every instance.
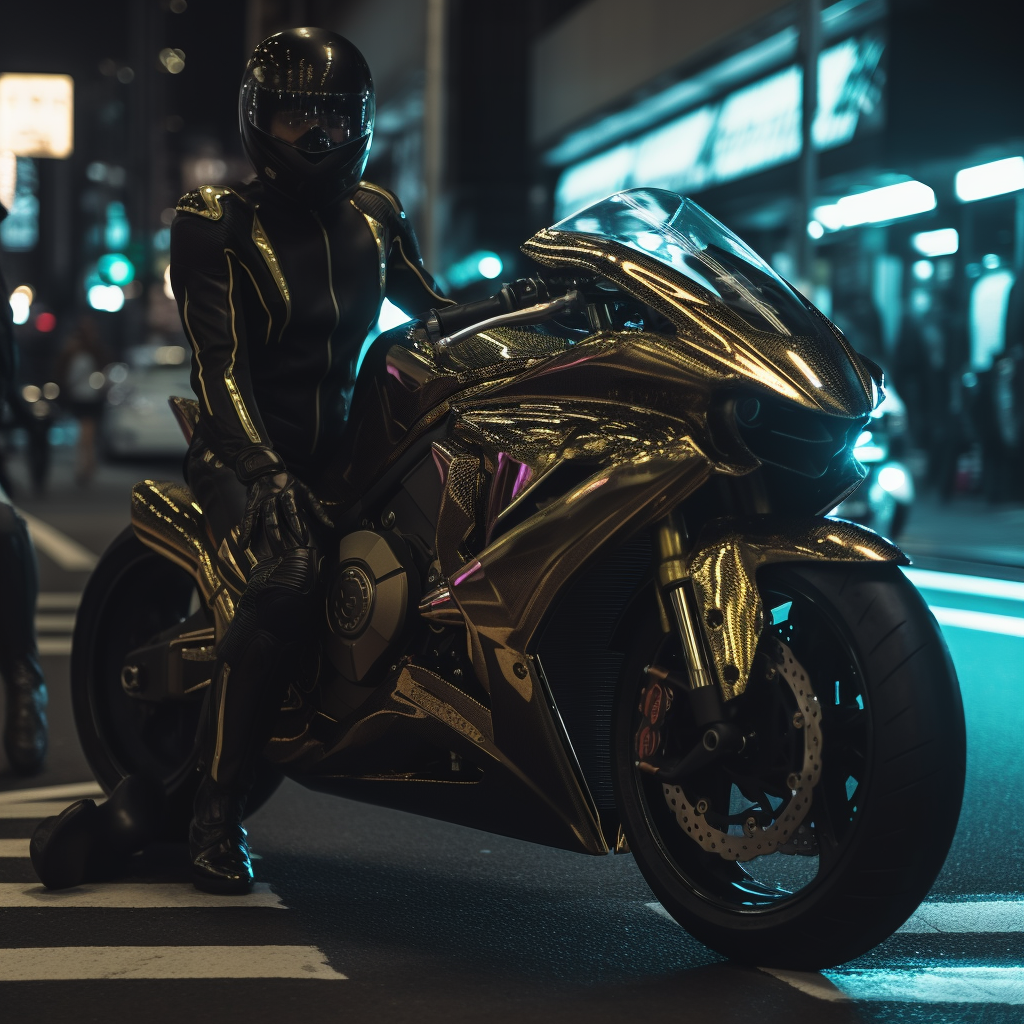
[613,560,965,968]
[71,526,281,836]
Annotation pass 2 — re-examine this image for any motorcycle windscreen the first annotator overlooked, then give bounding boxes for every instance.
[548,189,875,416]
[553,189,819,337]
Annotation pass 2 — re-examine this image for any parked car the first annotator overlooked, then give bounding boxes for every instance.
[101,344,193,460]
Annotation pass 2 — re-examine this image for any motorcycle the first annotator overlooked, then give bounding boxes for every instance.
[71,188,965,969]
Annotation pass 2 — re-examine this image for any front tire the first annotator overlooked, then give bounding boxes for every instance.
[614,560,965,968]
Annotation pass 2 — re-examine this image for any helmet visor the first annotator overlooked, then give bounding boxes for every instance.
[245,86,374,153]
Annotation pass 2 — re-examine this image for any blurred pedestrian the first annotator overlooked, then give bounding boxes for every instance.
[55,315,108,486]
[0,201,48,774]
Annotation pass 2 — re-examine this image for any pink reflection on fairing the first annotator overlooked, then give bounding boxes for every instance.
[452,560,484,587]
[484,452,534,543]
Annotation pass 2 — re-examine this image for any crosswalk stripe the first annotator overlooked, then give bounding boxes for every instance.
[36,613,77,632]
[897,900,1024,933]
[36,592,82,610]
[0,945,345,981]
[36,639,73,656]
[0,782,103,805]
[931,605,1024,637]
[765,967,1024,1005]
[0,800,98,819]
[19,511,98,571]
[33,594,80,656]
[0,881,287,909]
[0,839,30,857]
[649,899,1024,934]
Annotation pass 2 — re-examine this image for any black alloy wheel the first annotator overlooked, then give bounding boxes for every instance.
[613,560,965,968]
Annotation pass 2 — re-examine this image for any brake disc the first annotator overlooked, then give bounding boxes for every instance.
[661,640,823,862]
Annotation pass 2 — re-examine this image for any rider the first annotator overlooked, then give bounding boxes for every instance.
[31,28,452,893]
[30,26,583,894]
[174,26,462,894]
[0,201,48,777]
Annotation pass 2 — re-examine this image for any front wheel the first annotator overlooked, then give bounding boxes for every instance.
[613,561,965,969]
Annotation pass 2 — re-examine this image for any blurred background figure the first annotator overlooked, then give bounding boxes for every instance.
[54,315,108,487]
[0,201,47,775]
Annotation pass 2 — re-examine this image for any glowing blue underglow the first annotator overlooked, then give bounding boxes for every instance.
[912,227,959,257]
[955,156,1024,203]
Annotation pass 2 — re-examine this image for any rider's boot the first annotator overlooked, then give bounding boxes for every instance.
[0,505,48,775]
[29,774,165,889]
[190,635,285,895]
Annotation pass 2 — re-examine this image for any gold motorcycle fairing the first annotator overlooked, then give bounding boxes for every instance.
[127,226,904,857]
[522,227,877,419]
[683,516,909,700]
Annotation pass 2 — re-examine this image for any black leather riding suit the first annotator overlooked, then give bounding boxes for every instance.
[0,202,48,774]
[169,179,446,787]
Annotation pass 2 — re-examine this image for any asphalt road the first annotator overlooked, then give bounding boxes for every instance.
[0,451,1021,1022]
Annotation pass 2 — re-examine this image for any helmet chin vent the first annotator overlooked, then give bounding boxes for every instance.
[299,148,332,165]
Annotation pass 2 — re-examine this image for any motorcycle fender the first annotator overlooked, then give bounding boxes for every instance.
[685,516,909,700]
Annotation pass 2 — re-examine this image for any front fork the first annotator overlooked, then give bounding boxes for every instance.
[637,515,742,779]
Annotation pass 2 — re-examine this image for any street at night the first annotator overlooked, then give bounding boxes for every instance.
[2,0,1024,1020]
[0,449,1020,1020]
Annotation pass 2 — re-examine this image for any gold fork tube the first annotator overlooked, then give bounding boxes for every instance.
[657,516,715,691]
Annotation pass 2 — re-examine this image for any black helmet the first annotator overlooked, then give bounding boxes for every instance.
[240,28,375,207]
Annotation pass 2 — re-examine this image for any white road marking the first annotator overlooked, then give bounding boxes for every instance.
[0,839,30,857]
[37,638,73,656]
[824,967,1024,1005]
[0,800,98,819]
[931,605,1024,637]
[899,900,1024,933]
[903,568,1024,603]
[19,511,98,571]
[0,881,287,909]
[645,901,676,923]
[0,945,345,981]
[0,781,102,804]
[760,968,848,1002]
[35,613,77,632]
[765,966,1024,1004]
[36,592,82,610]
[650,899,1024,934]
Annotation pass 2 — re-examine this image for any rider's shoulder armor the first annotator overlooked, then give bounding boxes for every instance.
[351,180,426,266]
[175,185,249,222]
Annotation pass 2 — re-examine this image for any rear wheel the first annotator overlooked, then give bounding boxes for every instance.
[71,527,281,835]
[613,560,965,968]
